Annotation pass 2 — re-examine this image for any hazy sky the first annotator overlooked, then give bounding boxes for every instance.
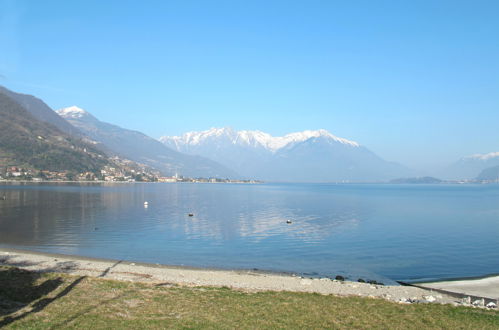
[1,0,498,171]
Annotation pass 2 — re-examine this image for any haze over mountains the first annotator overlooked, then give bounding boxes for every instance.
[443,152,499,180]
[476,165,499,181]
[161,128,413,182]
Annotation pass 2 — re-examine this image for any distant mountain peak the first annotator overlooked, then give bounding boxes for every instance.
[464,152,499,161]
[161,128,359,152]
[57,106,90,119]
[160,127,409,182]
[57,110,238,178]
[275,129,360,150]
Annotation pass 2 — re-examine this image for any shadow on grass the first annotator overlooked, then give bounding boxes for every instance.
[49,288,131,328]
[0,260,85,327]
[99,259,123,278]
[0,255,128,327]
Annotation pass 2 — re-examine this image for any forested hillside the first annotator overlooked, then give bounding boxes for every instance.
[0,91,109,173]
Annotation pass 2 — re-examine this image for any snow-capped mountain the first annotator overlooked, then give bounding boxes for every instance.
[57,107,238,178]
[161,127,411,182]
[56,105,90,119]
[465,152,499,161]
[163,127,359,152]
[443,152,499,180]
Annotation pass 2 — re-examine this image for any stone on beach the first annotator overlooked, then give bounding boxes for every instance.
[486,302,497,308]
[300,279,312,286]
[399,298,410,304]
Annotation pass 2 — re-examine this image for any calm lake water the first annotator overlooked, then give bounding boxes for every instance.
[0,182,498,283]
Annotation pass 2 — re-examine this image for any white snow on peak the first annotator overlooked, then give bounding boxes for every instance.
[171,127,237,146]
[465,152,499,161]
[161,127,359,152]
[56,106,89,119]
[268,129,359,150]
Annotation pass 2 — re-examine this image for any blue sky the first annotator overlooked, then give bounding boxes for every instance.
[1,0,498,171]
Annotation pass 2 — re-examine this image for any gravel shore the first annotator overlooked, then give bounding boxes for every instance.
[0,248,492,308]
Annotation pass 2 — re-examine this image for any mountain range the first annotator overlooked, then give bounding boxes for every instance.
[1,84,497,183]
[161,128,413,182]
[0,85,236,179]
[56,106,238,178]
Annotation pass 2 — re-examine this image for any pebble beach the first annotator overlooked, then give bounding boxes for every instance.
[1,248,496,309]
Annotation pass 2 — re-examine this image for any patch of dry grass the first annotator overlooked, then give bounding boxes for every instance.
[0,266,498,329]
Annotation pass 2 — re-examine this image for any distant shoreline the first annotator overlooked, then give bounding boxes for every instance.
[0,179,496,185]
[0,179,262,185]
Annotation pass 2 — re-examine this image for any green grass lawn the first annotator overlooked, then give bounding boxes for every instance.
[0,266,498,329]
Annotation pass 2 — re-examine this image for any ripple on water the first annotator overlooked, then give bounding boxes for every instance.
[0,182,498,282]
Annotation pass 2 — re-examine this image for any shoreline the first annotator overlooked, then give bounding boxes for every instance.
[0,247,292,277]
[3,247,495,289]
[413,277,499,301]
[0,180,262,185]
[1,247,495,308]
[2,180,496,185]
[409,272,499,285]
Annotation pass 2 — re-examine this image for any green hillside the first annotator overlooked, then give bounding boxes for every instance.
[0,91,109,174]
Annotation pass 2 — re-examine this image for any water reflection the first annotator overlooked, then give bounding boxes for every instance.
[1,182,498,282]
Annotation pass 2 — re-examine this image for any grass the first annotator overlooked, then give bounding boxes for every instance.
[0,266,498,329]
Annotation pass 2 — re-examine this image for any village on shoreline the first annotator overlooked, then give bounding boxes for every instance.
[0,162,261,184]
[1,165,496,185]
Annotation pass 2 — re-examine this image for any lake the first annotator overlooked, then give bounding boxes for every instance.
[0,182,498,283]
